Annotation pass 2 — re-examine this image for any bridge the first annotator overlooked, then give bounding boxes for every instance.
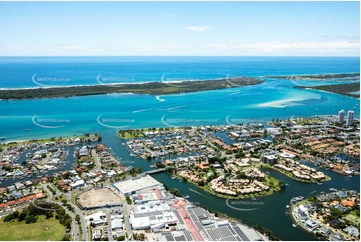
[144,168,166,175]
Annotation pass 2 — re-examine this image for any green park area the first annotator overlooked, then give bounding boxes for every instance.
[343,211,360,227]
[0,215,66,241]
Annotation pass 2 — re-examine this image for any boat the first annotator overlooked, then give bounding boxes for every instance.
[251,196,258,201]
[286,205,290,208]
[171,176,176,180]
[292,224,297,228]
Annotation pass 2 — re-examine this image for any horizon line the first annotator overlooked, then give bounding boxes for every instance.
[0,55,360,58]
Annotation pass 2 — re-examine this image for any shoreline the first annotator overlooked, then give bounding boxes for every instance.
[295,82,360,98]
[266,166,331,184]
[174,169,283,200]
[266,72,360,80]
[0,77,264,100]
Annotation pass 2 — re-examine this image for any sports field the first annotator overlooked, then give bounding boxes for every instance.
[0,215,66,241]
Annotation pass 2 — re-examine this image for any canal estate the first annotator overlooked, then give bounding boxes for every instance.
[0,110,359,241]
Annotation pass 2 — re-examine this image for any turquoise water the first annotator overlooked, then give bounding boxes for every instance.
[0,77,359,142]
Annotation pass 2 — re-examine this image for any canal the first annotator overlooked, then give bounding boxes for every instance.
[103,130,360,241]
[2,130,360,241]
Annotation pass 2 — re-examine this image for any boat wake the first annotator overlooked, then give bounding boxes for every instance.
[189,188,206,197]
[132,108,155,113]
[155,96,165,102]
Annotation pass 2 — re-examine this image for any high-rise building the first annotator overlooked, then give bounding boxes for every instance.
[338,110,345,123]
[346,110,354,126]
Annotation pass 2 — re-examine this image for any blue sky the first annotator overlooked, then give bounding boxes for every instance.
[0,1,359,56]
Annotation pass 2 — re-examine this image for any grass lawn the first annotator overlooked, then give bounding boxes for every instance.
[343,212,360,227]
[0,215,66,241]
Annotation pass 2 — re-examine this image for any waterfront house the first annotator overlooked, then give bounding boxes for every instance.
[304,219,320,230]
[319,227,330,236]
[297,205,309,221]
[327,193,338,201]
[316,194,328,202]
[336,190,349,199]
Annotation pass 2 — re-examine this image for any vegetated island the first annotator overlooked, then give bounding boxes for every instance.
[295,82,360,98]
[266,73,360,81]
[0,77,264,100]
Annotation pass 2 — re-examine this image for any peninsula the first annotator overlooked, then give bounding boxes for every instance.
[295,83,360,98]
[0,77,263,100]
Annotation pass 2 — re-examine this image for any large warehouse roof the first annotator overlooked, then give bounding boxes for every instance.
[112,175,161,195]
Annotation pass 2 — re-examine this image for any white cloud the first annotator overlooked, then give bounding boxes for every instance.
[7,44,23,50]
[226,40,360,53]
[185,26,212,32]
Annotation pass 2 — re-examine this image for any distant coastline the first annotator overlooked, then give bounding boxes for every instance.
[0,77,263,100]
[295,82,360,98]
[266,73,360,80]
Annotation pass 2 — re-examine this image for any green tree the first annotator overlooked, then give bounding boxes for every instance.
[25,215,38,224]
[12,211,19,219]
[170,188,181,197]
[62,235,71,241]
[116,236,125,241]
[18,212,27,222]
[3,213,14,222]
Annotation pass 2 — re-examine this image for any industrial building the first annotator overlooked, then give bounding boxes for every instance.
[112,174,162,196]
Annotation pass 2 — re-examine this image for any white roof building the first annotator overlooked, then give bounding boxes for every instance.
[112,175,161,196]
[111,215,123,230]
[70,179,85,190]
[86,211,107,226]
[129,201,178,230]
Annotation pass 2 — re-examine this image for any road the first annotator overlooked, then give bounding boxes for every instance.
[65,191,89,241]
[118,194,132,239]
[42,184,89,241]
[92,149,101,171]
